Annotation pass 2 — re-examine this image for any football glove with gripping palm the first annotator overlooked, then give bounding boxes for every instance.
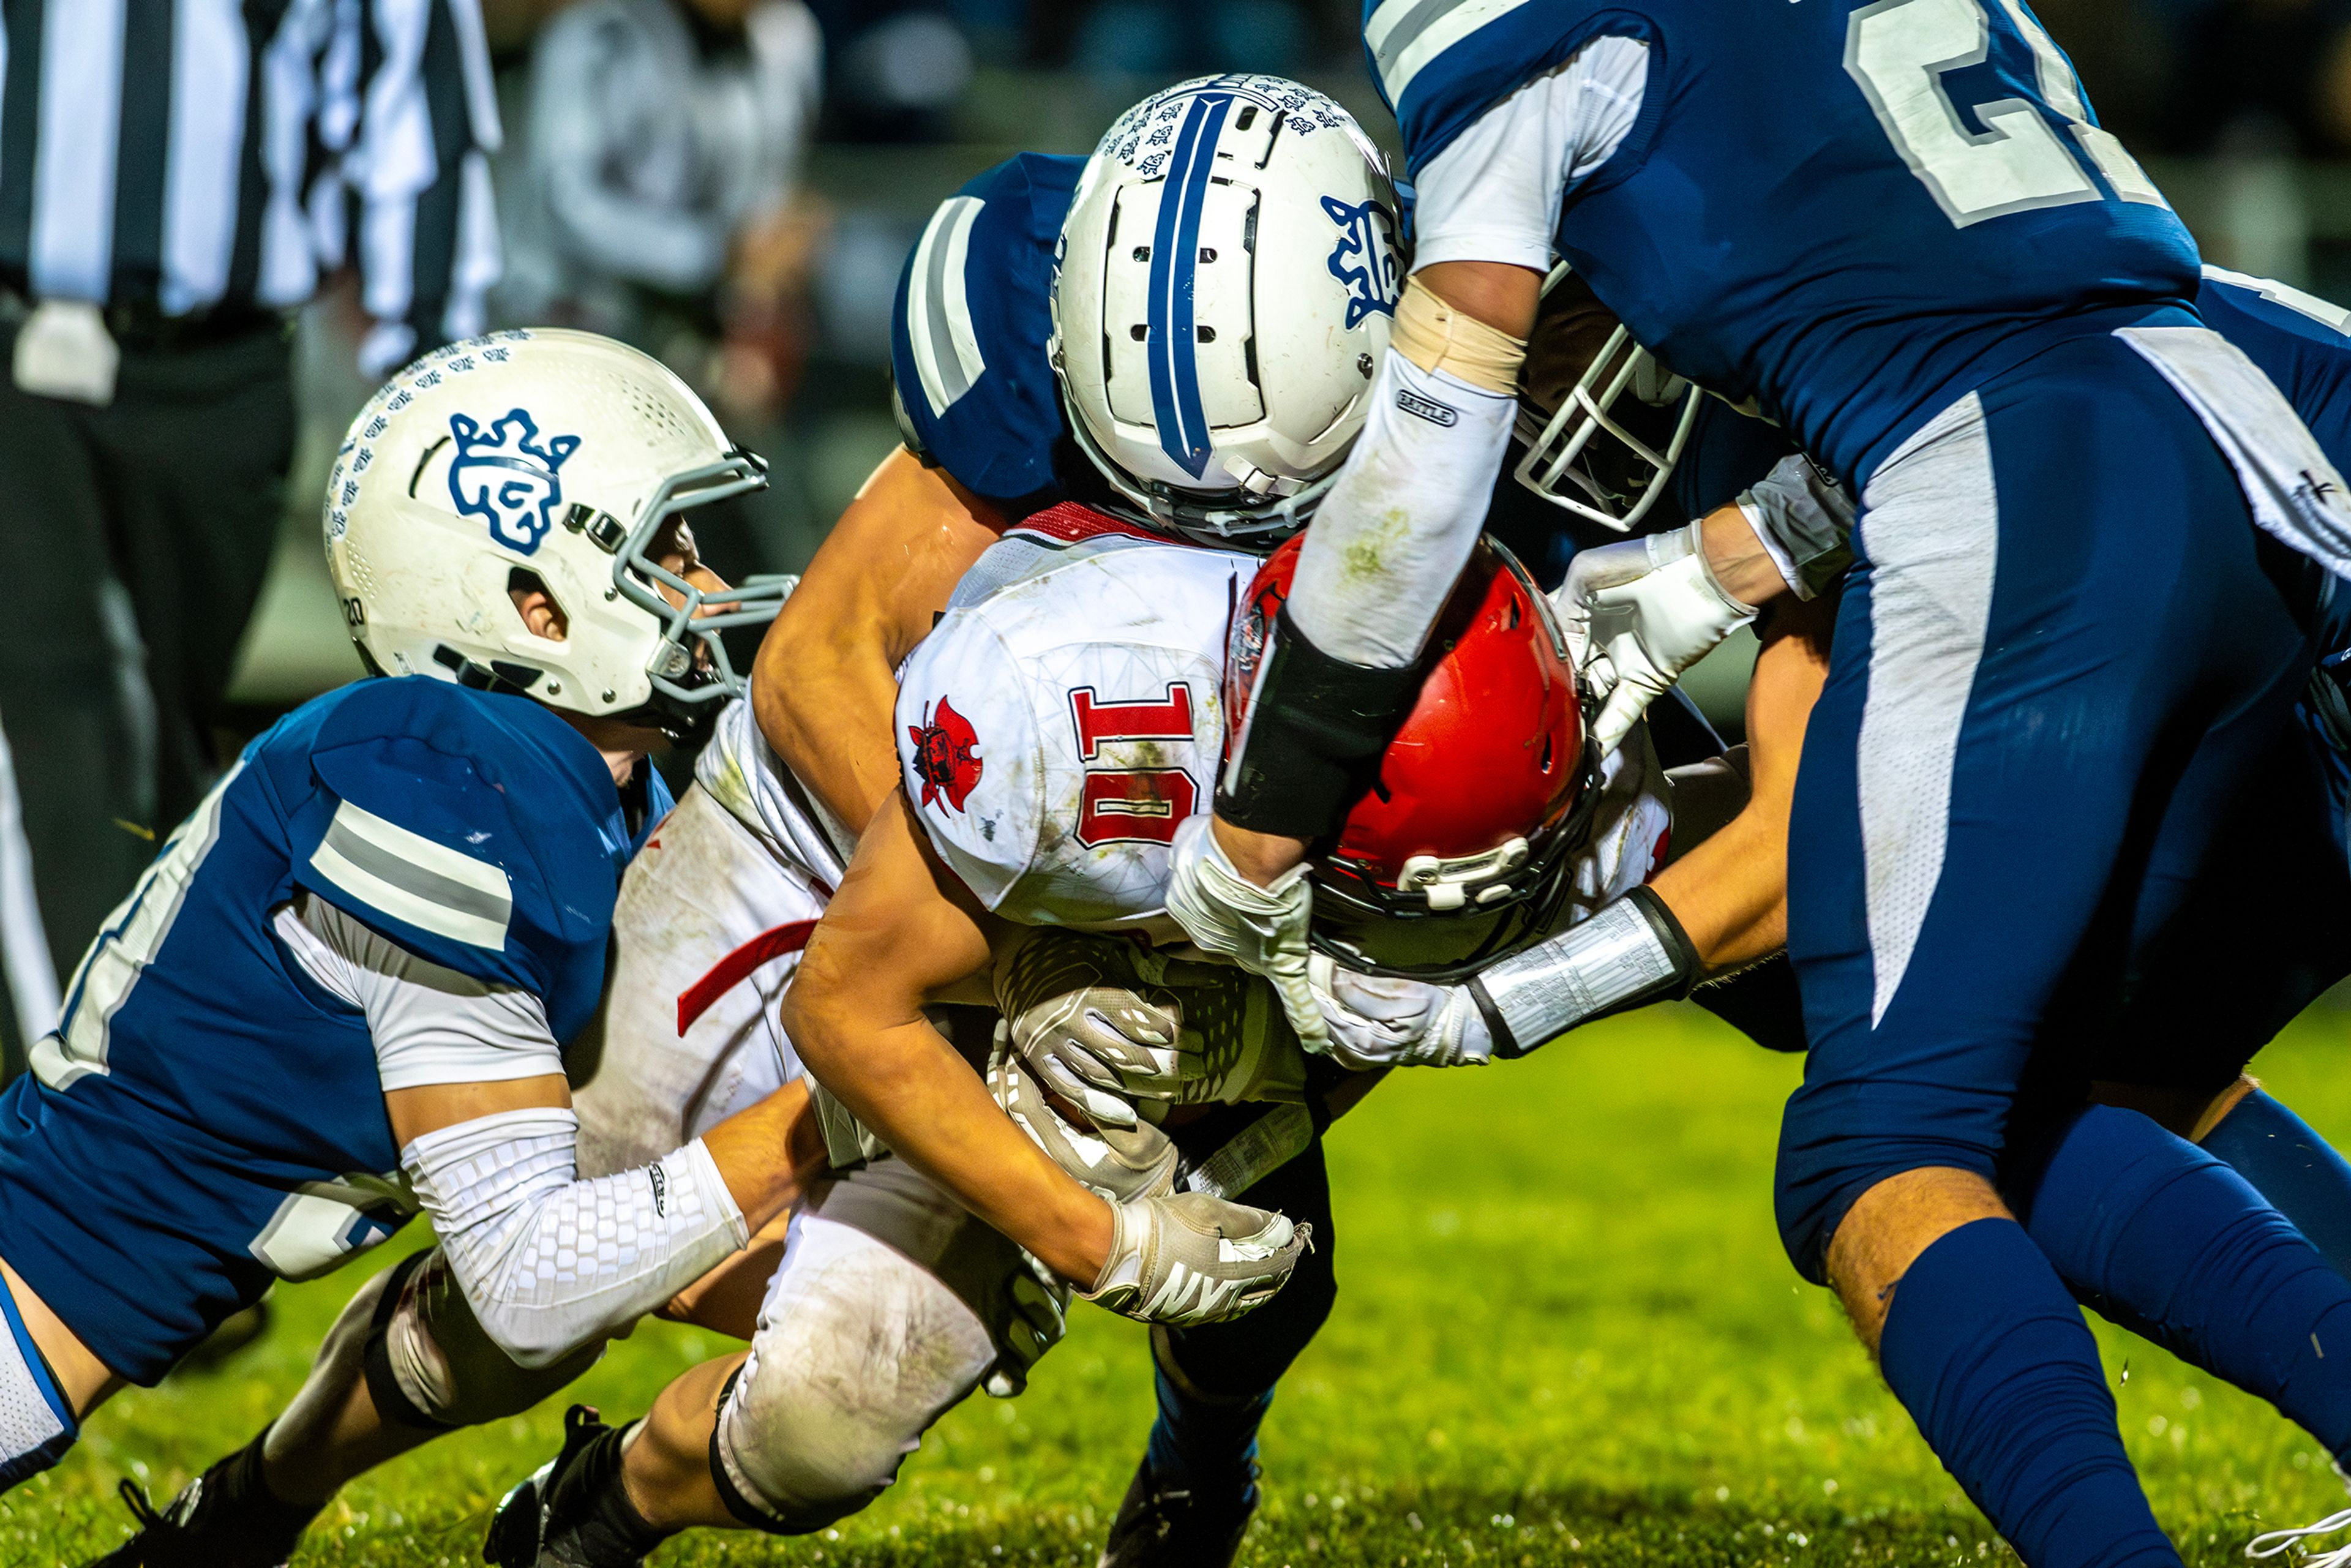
[1082,1192,1309,1326]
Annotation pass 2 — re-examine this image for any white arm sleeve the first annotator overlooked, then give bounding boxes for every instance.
[1288,353,1515,667]
[401,1108,749,1367]
[1286,35,1650,668]
[276,893,565,1091]
[1412,36,1651,272]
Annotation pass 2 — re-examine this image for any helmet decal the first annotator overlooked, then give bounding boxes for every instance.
[908,697,985,814]
[446,408,582,555]
[1319,195,1399,330]
[1146,92,1232,480]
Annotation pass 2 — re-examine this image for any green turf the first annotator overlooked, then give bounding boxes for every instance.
[15,1001,2351,1566]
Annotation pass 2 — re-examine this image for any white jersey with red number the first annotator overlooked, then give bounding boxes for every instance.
[897,503,1675,941]
[897,505,1247,934]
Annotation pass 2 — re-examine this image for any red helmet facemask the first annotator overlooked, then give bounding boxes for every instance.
[1224,536,1599,981]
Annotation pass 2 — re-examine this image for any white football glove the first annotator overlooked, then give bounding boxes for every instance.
[1554,519,1757,757]
[989,1048,1179,1203]
[1008,986,1190,1129]
[1082,1190,1309,1326]
[1306,954,1492,1069]
[1163,814,1328,1053]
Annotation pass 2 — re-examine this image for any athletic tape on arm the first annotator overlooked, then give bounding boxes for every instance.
[402,1108,749,1367]
[1390,277,1527,395]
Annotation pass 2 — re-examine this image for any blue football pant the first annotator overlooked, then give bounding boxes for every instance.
[1777,330,2325,1280]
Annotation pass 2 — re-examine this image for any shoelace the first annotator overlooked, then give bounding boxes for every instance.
[2249,1506,2351,1565]
[117,1478,164,1531]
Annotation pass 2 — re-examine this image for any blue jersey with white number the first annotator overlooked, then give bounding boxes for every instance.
[0,676,668,1383]
[891,153,1086,505]
[1369,0,2203,486]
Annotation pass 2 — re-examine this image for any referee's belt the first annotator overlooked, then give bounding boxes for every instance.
[0,289,288,353]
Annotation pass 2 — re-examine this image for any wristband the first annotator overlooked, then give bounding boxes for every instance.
[1468,886,1700,1057]
[1217,601,1424,838]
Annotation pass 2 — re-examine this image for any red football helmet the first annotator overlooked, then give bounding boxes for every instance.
[1224,535,1598,981]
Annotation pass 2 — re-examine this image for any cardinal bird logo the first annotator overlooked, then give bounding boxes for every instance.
[908,697,984,814]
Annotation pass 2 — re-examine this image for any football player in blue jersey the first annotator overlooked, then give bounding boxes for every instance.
[1472,264,2351,1562]
[15,329,832,1564]
[1133,9,2351,1564]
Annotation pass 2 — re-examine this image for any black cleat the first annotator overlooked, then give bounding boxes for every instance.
[82,1435,317,1568]
[1096,1457,1259,1568]
[484,1405,661,1568]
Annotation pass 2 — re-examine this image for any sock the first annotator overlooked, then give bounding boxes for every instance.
[1142,1353,1271,1504]
[189,1430,325,1562]
[2015,1104,2351,1458]
[546,1421,673,1565]
[1878,1218,2180,1568]
[2199,1090,2351,1281]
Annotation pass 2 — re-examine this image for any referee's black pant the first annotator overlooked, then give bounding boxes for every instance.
[0,317,295,1078]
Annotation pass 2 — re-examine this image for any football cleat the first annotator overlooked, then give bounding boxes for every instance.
[483,1405,635,1568]
[82,1436,315,1568]
[2248,1497,2351,1567]
[1095,1457,1259,1568]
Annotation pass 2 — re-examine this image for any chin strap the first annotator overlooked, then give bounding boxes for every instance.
[1467,886,1700,1057]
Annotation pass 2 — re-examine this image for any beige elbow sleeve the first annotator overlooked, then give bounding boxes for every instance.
[1391,275,1529,396]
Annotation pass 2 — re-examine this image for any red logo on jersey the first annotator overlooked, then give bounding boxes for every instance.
[908,697,984,814]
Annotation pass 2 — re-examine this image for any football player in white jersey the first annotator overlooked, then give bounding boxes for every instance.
[117,77,1412,1568]
[482,108,1834,1568]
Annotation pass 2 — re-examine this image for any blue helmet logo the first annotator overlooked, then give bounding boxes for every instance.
[447,408,581,554]
[1321,196,1400,331]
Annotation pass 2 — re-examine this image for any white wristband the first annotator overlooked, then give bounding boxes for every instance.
[1470,893,1690,1054]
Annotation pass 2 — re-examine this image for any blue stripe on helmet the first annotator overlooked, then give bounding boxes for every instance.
[1146,93,1232,480]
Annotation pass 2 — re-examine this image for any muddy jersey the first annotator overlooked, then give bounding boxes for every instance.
[694,694,853,893]
[898,504,1673,939]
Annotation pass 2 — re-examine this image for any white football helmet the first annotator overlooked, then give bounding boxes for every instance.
[1512,262,1702,531]
[1052,75,1401,547]
[323,329,783,738]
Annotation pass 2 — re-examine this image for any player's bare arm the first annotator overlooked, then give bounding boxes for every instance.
[1644,587,1835,970]
[751,447,1005,833]
[778,787,1117,1285]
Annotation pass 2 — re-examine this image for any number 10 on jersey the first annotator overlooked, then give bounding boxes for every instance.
[1068,684,1200,847]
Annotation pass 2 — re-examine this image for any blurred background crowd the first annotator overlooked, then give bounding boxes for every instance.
[0,0,2335,1076]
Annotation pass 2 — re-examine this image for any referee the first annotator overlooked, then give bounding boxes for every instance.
[0,0,500,1077]
[0,0,505,1081]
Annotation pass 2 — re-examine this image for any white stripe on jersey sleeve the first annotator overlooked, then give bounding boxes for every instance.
[309,798,514,950]
[908,195,989,417]
[1367,0,1537,111]
[2203,264,2351,336]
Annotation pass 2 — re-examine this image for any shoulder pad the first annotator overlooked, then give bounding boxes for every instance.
[279,680,622,1028]
[1363,0,1655,175]
[891,152,1085,503]
[897,546,1239,928]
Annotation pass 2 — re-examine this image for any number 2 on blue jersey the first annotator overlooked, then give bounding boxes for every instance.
[1845,0,2169,227]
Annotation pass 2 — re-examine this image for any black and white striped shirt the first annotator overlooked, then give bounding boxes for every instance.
[0,0,501,372]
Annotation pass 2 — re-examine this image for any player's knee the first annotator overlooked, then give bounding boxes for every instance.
[711,1360,909,1533]
[711,1220,993,1532]
[364,1249,601,1432]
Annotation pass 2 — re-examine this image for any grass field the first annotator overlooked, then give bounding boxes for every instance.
[14,1000,2351,1566]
